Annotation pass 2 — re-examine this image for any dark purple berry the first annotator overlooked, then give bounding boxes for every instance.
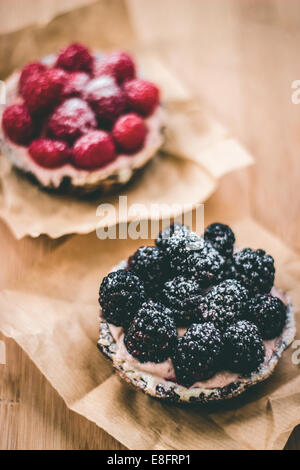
[155,222,189,250]
[197,279,249,330]
[161,276,203,326]
[99,269,146,328]
[172,323,223,386]
[246,294,287,339]
[223,320,265,374]
[204,223,235,259]
[233,248,275,294]
[124,301,177,363]
[164,230,225,287]
[128,246,170,296]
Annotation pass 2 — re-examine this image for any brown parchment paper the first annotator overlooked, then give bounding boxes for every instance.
[0,215,299,450]
[0,0,252,239]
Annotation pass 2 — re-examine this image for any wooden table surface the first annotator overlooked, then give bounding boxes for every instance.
[0,0,300,450]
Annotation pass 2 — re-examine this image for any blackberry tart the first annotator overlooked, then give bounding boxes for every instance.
[98,223,295,403]
[0,43,165,195]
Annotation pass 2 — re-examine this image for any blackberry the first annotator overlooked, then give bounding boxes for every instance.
[246,294,287,339]
[217,258,236,282]
[186,241,225,287]
[164,230,225,287]
[161,276,203,326]
[223,320,265,375]
[233,248,275,294]
[197,279,249,330]
[128,246,170,296]
[124,301,177,363]
[172,323,223,386]
[204,223,235,259]
[155,222,190,250]
[99,269,146,328]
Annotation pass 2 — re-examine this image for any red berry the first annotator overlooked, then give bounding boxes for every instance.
[22,68,67,114]
[47,98,97,143]
[55,43,94,74]
[19,61,47,94]
[124,79,159,117]
[84,75,126,126]
[2,104,36,145]
[112,113,147,153]
[72,130,116,170]
[94,51,135,84]
[29,138,70,168]
[62,71,90,98]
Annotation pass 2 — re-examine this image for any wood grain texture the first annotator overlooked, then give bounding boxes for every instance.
[0,0,94,34]
[129,0,300,253]
[0,334,126,450]
[0,0,299,450]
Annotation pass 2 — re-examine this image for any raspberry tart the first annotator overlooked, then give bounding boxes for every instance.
[0,43,165,194]
[98,223,295,403]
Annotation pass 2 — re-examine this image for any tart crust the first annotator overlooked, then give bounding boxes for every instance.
[97,262,296,403]
[0,55,165,195]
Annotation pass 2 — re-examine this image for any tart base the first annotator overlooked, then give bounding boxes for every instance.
[0,58,165,196]
[97,294,295,404]
[11,154,155,197]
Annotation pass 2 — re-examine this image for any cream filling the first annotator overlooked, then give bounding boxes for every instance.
[107,286,286,390]
[1,59,165,188]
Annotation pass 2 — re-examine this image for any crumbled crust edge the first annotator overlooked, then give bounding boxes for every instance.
[97,262,296,403]
[98,302,295,403]
[0,54,165,195]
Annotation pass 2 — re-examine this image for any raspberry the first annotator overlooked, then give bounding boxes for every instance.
[204,223,235,259]
[155,223,190,250]
[47,98,97,143]
[22,68,67,114]
[128,246,170,297]
[233,248,275,294]
[92,55,104,74]
[124,301,177,363]
[161,276,203,326]
[72,130,116,170]
[29,138,70,168]
[172,323,223,386]
[62,72,90,98]
[197,279,249,330]
[19,61,47,94]
[2,104,36,145]
[223,320,265,374]
[99,270,146,328]
[164,231,225,287]
[112,113,147,153]
[124,79,159,117]
[55,43,94,73]
[84,75,126,126]
[95,51,135,84]
[246,294,287,339]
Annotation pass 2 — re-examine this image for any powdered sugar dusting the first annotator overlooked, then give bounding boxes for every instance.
[106,286,288,390]
[48,97,97,140]
[84,75,118,99]
[0,54,165,189]
[0,73,165,187]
